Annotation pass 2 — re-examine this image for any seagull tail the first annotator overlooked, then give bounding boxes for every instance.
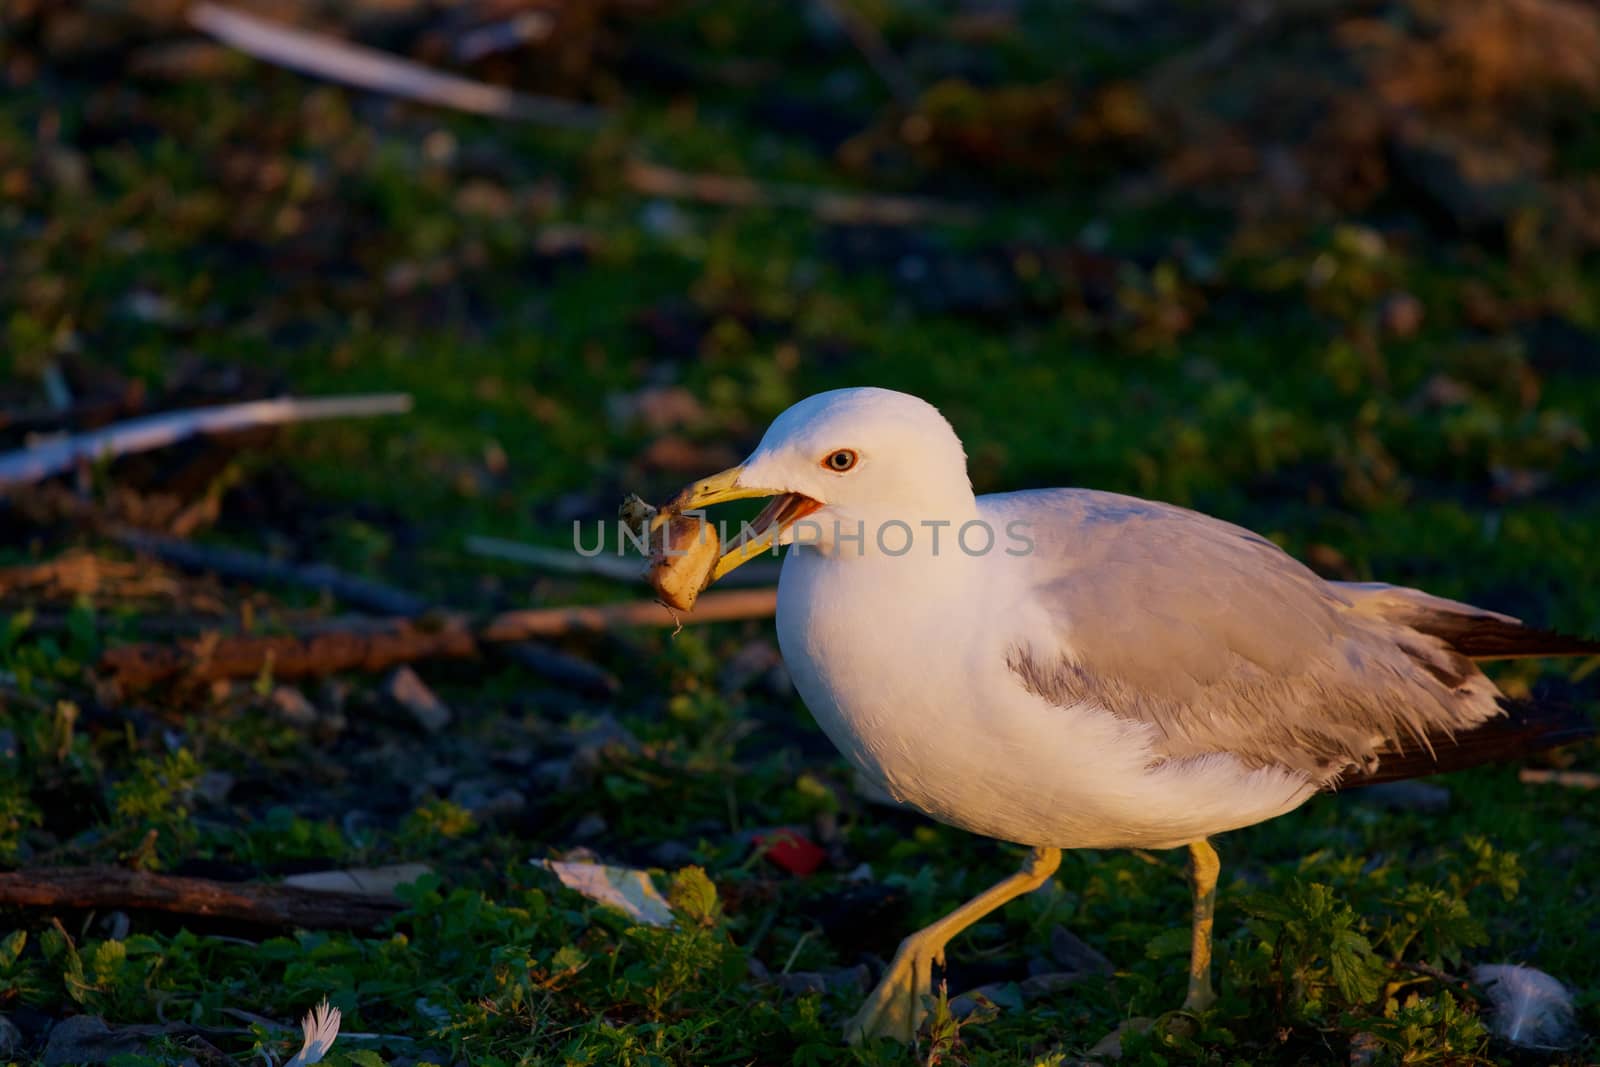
[1343,697,1595,788]
[1420,617,1600,661]
[1336,581,1600,661]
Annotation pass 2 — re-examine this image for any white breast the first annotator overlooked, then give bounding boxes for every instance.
[774,547,1319,850]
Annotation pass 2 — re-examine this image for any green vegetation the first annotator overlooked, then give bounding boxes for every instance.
[1,1,1597,1063]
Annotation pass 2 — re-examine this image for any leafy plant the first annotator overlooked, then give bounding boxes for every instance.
[1238,879,1389,1019]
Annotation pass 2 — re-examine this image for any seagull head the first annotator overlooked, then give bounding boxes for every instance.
[660,387,975,580]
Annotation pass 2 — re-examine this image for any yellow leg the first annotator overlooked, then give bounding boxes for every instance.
[846,846,1062,1044]
[1183,839,1220,1013]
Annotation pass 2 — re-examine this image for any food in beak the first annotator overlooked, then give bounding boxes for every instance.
[647,513,721,611]
[619,492,657,529]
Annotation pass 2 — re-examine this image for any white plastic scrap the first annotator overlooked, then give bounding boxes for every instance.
[539,860,675,927]
[1471,964,1576,1050]
[284,998,342,1067]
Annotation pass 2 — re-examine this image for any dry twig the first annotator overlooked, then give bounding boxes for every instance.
[466,533,781,586]
[813,0,919,109]
[1518,768,1600,790]
[0,866,402,930]
[113,528,428,616]
[479,588,777,641]
[623,159,975,225]
[0,394,412,492]
[99,589,777,690]
[189,3,605,129]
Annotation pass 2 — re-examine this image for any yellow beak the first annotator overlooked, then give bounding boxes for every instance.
[656,465,821,583]
[655,465,775,523]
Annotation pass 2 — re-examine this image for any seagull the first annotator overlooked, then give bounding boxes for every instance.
[654,386,1598,1045]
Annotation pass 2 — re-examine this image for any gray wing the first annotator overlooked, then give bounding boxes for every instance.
[985,489,1503,782]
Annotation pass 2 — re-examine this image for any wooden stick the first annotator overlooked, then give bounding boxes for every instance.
[623,159,976,225]
[1518,768,1600,790]
[100,621,480,690]
[113,527,429,617]
[466,533,781,586]
[189,2,606,130]
[99,589,778,690]
[0,866,403,930]
[0,394,411,491]
[813,0,919,109]
[479,588,777,641]
[496,641,619,696]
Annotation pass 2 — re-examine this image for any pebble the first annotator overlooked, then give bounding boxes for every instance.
[383,667,452,733]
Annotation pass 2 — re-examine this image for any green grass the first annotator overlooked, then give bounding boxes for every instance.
[2,2,1598,1063]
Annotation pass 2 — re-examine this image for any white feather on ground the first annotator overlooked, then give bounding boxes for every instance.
[1471,964,1576,1049]
[284,998,342,1067]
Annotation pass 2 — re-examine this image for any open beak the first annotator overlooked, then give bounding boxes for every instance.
[657,465,822,582]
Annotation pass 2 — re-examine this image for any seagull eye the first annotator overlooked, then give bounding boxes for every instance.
[823,448,859,473]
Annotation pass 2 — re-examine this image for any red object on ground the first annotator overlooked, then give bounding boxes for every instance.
[754,830,827,877]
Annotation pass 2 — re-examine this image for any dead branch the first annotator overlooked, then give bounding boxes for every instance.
[466,533,781,587]
[813,0,919,110]
[623,159,976,225]
[1518,768,1600,789]
[0,866,403,930]
[496,641,619,696]
[0,394,411,492]
[113,527,428,616]
[0,549,181,600]
[189,2,606,130]
[479,588,777,641]
[99,589,777,690]
[101,620,480,690]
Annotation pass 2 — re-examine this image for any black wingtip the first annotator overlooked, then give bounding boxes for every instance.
[1414,616,1600,661]
[1339,698,1595,788]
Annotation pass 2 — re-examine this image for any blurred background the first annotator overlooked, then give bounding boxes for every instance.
[6,0,1599,588]
[2,1,1599,1064]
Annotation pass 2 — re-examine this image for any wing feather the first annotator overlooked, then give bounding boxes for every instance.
[985,489,1503,782]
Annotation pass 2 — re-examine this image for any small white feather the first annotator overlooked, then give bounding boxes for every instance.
[284,998,342,1067]
[1471,964,1575,1049]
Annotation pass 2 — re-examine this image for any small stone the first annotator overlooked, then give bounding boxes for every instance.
[950,972,1090,1019]
[1088,1017,1153,1061]
[1349,780,1451,813]
[194,772,234,806]
[453,781,527,822]
[564,714,640,754]
[571,813,608,840]
[1050,924,1114,976]
[718,640,783,693]
[650,840,697,868]
[269,686,317,726]
[773,964,871,996]
[532,758,573,789]
[489,746,537,771]
[43,1016,142,1066]
[383,667,452,733]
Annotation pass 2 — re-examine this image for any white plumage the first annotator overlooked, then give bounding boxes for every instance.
[1472,964,1576,1049]
[656,386,1597,1044]
[284,998,341,1067]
